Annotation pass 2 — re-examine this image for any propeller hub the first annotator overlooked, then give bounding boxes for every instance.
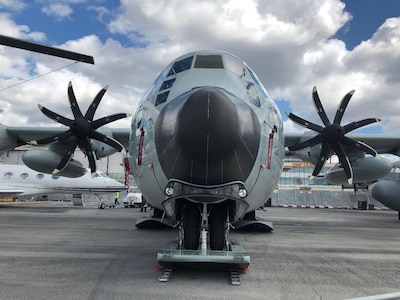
[70,117,92,139]
[322,124,344,143]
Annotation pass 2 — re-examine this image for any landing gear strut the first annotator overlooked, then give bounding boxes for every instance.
[158,202,250,272]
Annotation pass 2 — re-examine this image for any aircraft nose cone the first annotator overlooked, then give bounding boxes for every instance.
[155,87,261,185]
[176,88,239,161]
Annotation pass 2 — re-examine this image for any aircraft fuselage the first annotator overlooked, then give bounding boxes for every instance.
[129,50,284,223]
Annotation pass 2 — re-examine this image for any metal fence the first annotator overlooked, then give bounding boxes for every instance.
[270,188,387,209]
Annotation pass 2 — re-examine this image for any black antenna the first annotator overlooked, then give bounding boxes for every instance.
[0,34,95,64]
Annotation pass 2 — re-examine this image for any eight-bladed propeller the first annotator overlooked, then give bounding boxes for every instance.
[30,81,130,176]
[285,86,381,185]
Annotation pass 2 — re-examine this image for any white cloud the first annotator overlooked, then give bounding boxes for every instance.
[0,0,27,11]
[0,0,399,138]
[41,3,73,20]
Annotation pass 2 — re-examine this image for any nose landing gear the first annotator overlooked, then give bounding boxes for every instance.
[157,202,250,275]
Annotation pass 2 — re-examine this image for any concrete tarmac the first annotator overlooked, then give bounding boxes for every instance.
[0,202,399,300]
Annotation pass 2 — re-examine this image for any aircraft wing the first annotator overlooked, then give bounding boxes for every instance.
[284,132,400,155]
[0,189,24,196]
[4,126,131,149]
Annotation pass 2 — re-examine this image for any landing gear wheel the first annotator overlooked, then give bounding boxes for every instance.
[183,205,200,250]
[209,205,226,250]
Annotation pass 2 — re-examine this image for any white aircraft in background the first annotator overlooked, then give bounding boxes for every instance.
[0,164,125,205]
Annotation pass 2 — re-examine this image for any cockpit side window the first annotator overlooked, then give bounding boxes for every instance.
[194,55,224,69]
[224,56,245,76]
[155,91,169,106]
[167,56,193,76]
[159,78,176,92]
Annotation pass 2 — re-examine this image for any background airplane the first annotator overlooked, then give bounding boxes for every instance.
[1,35,400,270]
[0,163,125,206]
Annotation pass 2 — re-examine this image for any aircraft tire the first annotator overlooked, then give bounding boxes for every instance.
[209,205,226,250]
[183,204,200,250]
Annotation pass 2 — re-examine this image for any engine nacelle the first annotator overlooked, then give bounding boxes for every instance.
[22,149,87,178]
[371,177,400,211]
[325,157,392,185]
[85,127,118,159]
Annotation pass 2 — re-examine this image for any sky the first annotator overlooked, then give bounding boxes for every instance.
[0,0,399,136]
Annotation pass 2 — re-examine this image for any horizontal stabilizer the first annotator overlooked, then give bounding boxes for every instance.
[0,34,95,64]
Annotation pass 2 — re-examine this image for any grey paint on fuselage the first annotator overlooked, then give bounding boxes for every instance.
[128,50,284,217]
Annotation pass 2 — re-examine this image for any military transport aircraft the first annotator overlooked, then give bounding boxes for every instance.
[0,163,125,205]
[1,35,400,270]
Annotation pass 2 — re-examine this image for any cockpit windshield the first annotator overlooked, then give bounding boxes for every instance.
[194,55,224,69]
[167,56,193,76]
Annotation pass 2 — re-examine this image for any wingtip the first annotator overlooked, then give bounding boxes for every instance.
[285,110,291,117]
[121,148,127,155]
[29,140,38,146]
[309,175,315,181]
[91,172,97,178]
[312,86,317,92]
[52,169,60,175]
[284,147,289,152]
[348,178,353,185]
[38,104,43,110]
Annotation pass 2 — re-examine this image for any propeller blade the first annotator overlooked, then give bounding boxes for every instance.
[30,130,73,145]
[341,136,379,157]
[38,104,72,126]
[53,140,78,174]
[312,87,331,126]
[343,118,381,134]
[82,138,97,176]
[91,113,131,130]
[311,142,331,178]
[67,82,84,119]
[85,85,109,121]
[89,131,126,154]
[285,111,324,133]
[286,135,323,152]
[333,90,354,124]
[332,143,353,184]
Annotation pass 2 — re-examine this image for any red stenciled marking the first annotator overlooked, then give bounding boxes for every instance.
[137,127,145,166]
[123,157,130,187]
[267,129,275,169]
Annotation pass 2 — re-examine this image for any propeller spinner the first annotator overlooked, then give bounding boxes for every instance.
[30,81,130,176]
[285,86,380,185]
